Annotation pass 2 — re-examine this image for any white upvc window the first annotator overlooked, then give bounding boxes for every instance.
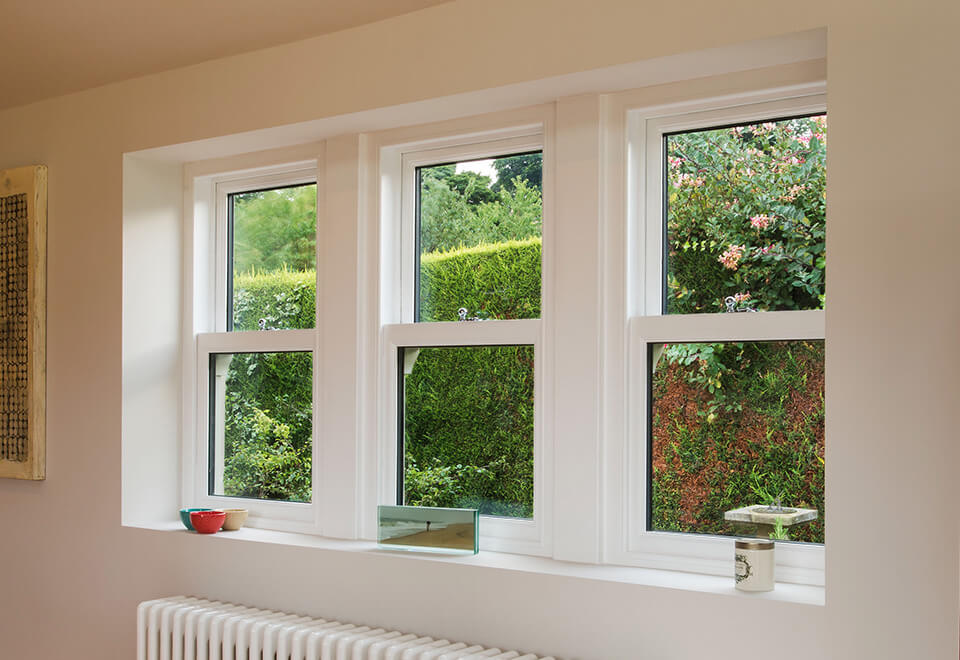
[184,159,320,531]
[375,117,552,555]
[607,85,827,584]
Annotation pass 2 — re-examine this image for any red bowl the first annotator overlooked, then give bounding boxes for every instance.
[190,510,226,534]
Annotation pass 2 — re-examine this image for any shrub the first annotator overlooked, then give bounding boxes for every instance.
[420,237,541,321]
[666,115,827,313]
[233,269,315,331]
[403,345,535,517]
[651,340,825,543]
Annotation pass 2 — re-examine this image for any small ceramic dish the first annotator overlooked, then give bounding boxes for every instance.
[190,510,226,534]
[221,508,249,531]
[179,507,212,531]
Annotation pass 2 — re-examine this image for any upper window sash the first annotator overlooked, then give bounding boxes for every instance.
[632,90,826,318]
[395,133,543,325]
[214,166,317,333]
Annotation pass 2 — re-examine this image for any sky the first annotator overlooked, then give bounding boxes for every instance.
[456,158,497,182]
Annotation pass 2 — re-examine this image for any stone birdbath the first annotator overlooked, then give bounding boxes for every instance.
[724,503,818,539]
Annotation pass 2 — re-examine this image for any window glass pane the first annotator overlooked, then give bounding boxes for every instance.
[230,183,317,330]
[210,351,312,503]
[649,340,824,543]
[665,115,826,314]
[417,152,542,322]
[400,345,534,518]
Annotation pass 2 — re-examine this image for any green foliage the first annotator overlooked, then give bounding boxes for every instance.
[491,153,542,194]
[221,272,314,502]
[232,184,317,274]
[420,237,541,321]
[223,403,311,502]
[403,345,535,518]
[651,340,825,543]
[769,517,790,541]
[403,457,495,508]
[419,174,543,254]
[233,269,315,331]
[221,154,544,512]
[666,115,827,313]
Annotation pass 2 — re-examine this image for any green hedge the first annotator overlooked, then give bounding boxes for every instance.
[403,345,534,517]
[233,269,315,331]
[420,237,541,321]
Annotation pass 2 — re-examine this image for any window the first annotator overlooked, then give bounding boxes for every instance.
[620,90,827,581]
[190,166,318,524]
[379,128,548,552]
[169,64,827,583]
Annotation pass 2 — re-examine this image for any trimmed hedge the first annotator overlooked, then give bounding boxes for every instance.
[233,269,316,331]
[420,237,541,321]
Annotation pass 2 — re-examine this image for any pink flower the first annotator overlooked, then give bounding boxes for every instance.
[780,184,805,202]
[719,244,745,270]
[750,214,771,230]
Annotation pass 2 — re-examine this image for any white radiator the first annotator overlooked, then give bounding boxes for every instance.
[138,596,558,660]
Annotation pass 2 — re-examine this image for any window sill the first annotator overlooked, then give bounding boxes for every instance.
[124,522,824,607]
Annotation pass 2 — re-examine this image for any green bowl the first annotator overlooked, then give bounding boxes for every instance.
[179,508,212,530]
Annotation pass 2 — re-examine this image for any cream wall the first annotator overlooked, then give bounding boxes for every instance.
[0,1,958,658]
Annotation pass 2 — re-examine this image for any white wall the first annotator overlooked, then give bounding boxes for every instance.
[121,156,183,526]
[0,1,957,658]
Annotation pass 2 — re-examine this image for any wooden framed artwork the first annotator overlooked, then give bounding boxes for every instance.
[0,165,46,480]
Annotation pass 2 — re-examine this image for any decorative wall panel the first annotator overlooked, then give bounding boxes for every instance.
[0,166,46,480]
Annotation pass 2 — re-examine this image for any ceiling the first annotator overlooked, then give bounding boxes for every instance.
[0,0,453,110]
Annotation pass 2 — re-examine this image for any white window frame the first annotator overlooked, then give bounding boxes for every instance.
[373,115,553,555]
[183,158,321,532]
[606,85,827,584]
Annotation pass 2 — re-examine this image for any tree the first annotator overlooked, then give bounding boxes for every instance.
[232,184,317,274]
[419,170,543,253]
[491,153,542,194]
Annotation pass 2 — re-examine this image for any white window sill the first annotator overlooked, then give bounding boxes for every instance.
[124,522,824,607]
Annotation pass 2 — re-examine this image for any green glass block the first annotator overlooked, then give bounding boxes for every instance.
[377,505,479,555]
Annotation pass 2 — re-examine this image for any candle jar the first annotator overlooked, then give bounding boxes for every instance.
[735,538,775,591]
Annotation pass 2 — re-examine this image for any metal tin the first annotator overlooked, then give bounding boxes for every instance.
[735,538,775,591]
[735,538,775,551]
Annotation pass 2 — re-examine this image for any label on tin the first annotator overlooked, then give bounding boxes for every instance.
[735,553,752,583]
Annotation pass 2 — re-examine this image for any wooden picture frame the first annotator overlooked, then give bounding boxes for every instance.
[0,165,46,480]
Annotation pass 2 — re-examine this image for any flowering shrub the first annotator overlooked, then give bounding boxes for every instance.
[652,115,828,543]
[666,115,826,313]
